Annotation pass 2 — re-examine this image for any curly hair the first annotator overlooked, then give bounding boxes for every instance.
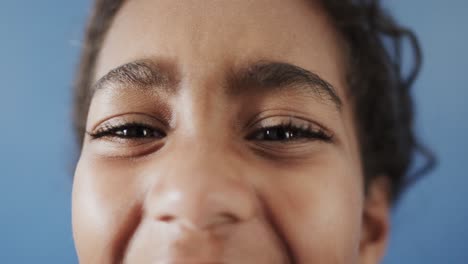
[73,0,435,202]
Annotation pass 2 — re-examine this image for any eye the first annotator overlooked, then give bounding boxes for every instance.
[89,122,166,140]
[246,120,332,143]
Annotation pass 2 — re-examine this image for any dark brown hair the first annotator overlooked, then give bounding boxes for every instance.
[73,0,435,202]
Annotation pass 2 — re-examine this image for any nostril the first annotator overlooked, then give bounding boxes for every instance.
[157,215,175,223]
[154,212,240,229]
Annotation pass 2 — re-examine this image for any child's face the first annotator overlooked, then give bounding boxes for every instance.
[72,0,390,263]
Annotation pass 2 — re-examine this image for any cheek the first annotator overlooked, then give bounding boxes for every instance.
[72,155,142,263]
[260,155,364,263]
[72,145,364,263]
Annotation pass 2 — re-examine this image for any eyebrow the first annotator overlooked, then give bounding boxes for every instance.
[92,60,342,111]
[92,60,176,93]
[229,61,342,110]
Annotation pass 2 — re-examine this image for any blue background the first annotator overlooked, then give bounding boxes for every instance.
[0,1,466,263]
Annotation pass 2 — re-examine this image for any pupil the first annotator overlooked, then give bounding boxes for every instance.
[116,127,152,138]
[265,129,276,140]
[135,127,147,137]
[264,127,296,140]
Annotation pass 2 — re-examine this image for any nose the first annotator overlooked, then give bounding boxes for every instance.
[144,148,256,232]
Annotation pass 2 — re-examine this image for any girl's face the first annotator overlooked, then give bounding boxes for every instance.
[72,0,390,263]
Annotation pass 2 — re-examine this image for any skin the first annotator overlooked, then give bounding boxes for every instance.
[72,0,390,263]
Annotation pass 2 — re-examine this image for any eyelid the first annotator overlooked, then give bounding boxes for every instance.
[86,113,169,138]
[88,122,162,139]
[244,115,333,143]
[87,112,170,132]
[247,115,331,134]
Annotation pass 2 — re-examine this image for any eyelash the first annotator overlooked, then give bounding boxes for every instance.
[246,120,333,143]
[88,122,166,139]
[88,120,332,143]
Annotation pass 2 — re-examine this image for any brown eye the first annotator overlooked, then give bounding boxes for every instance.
[247,123,332,142]
[90,123,166,139]
[114,126,159,138]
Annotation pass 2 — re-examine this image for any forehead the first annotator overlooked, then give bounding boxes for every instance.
[95,0,347,96]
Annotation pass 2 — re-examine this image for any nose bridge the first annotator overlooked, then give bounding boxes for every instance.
[145,144,256,230]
